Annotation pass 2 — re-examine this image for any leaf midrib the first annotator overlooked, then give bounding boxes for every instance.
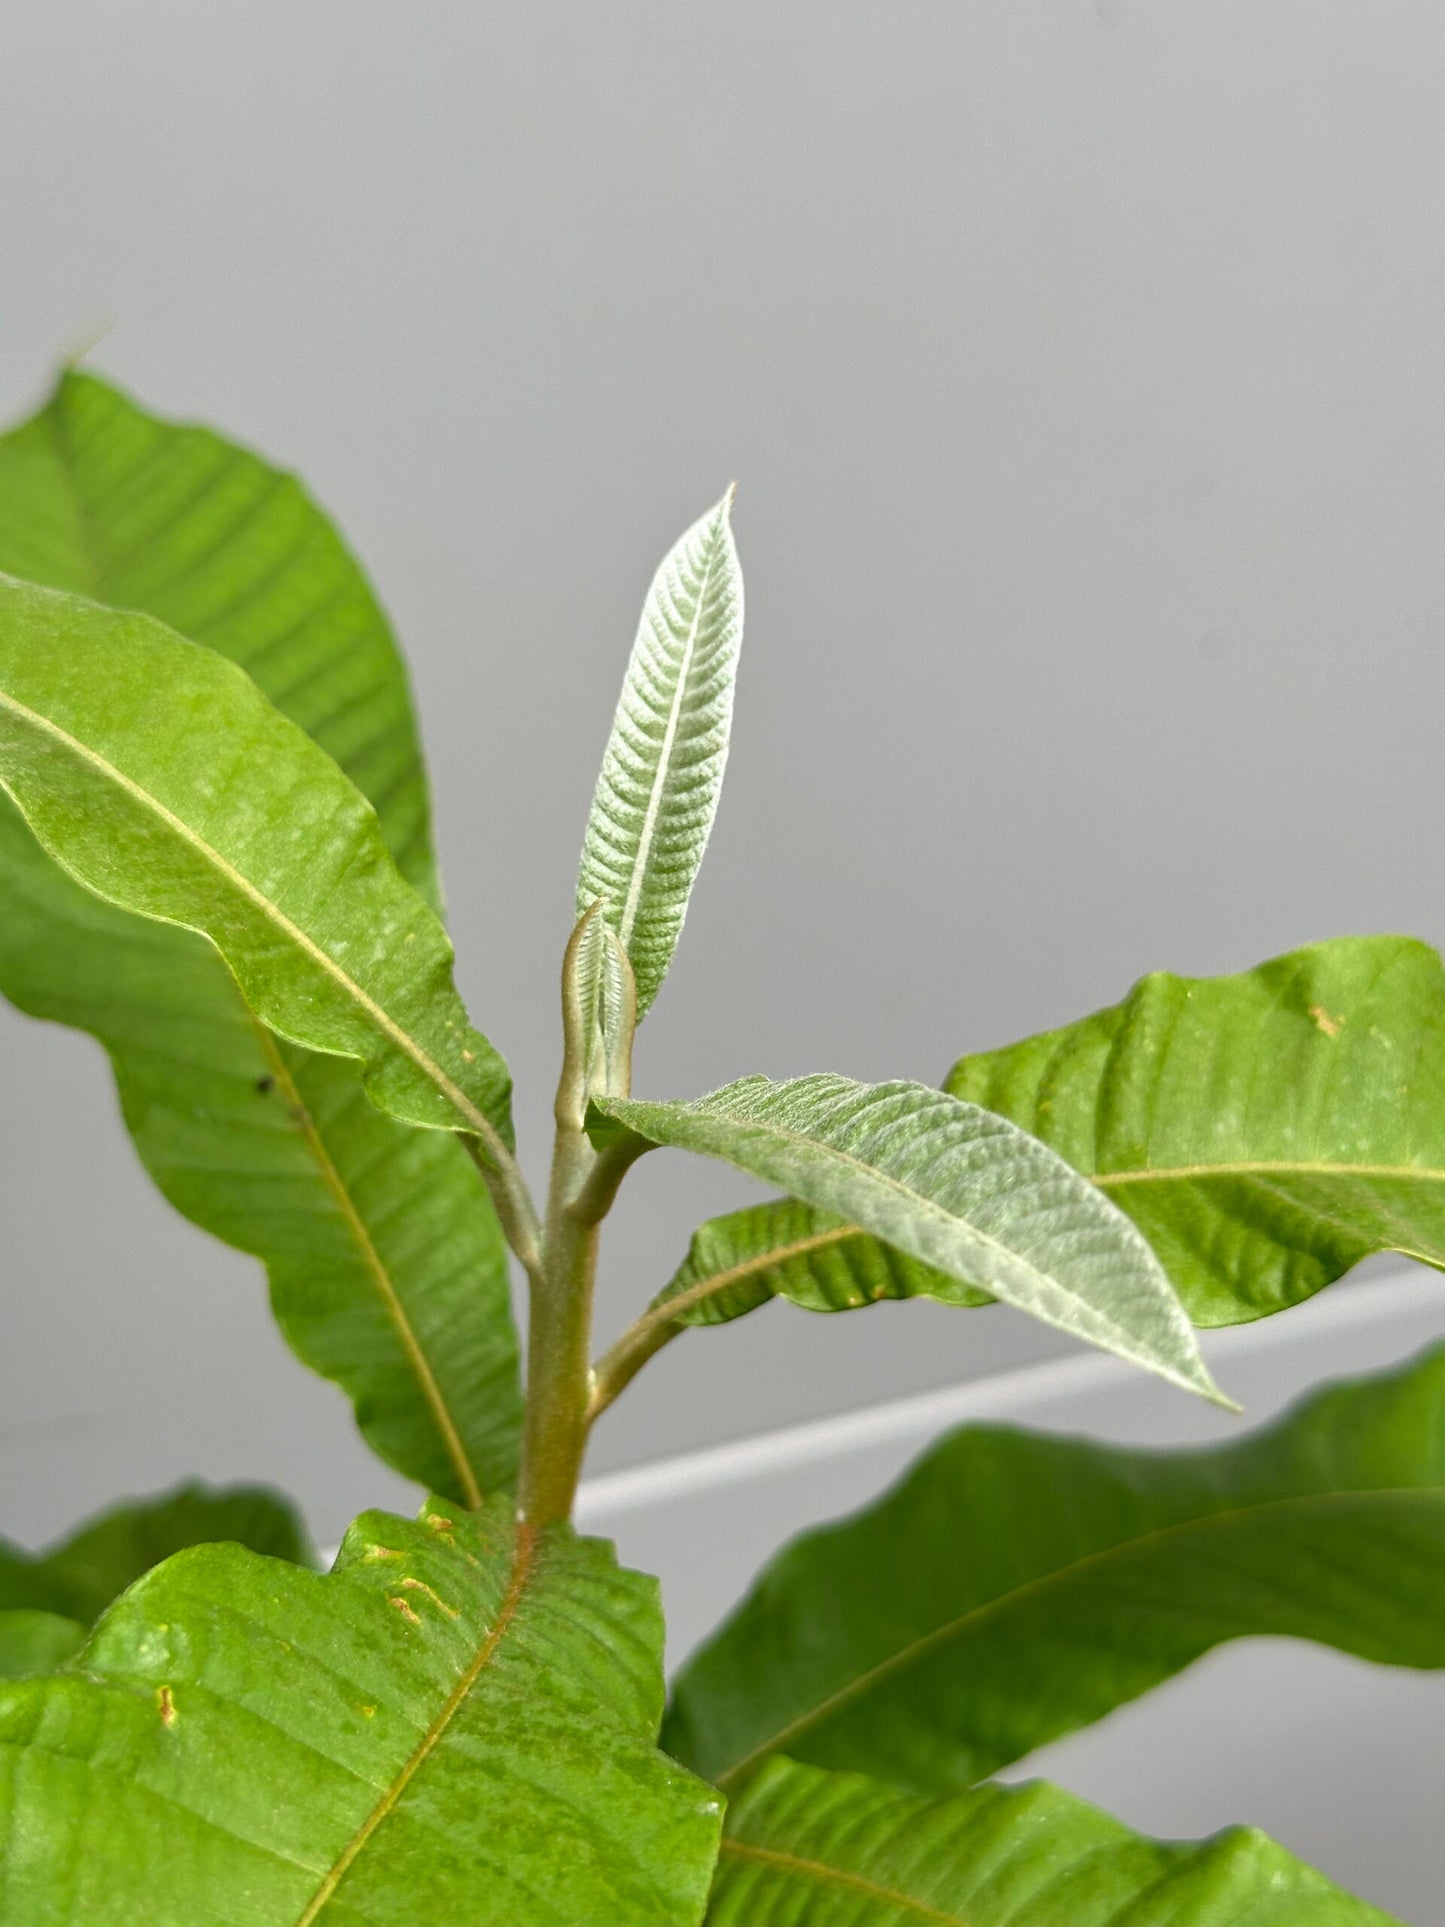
[616,510,726,955]
[632,1094,1179,1369]
[719,1835,971,1925]
[0,683,505,1162]
[293,1525,537,1923]
[647,1153,1445,1331]
[709,1482,1444,1789]
[258,1029,484,1510]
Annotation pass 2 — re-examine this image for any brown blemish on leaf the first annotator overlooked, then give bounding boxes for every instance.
[359,1704,376,1719]
[388,1596,423,1626]
[399,1577,460,1619]
[422,1513,456,1538]
[1308,1004,1342,1037]
[363,1544,405,1561]
[157,1685,176,1727]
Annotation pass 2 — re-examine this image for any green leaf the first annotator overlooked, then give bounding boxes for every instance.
[708,1760,1392,1926]
[0,571,513,1155]
[0,1482,313,1623]
[0,373,522,1502]
[592,1075,1225,1404]
[665,1346,1445,1796]
[0,1616,84,1681]
[595,1198,989,1415]
[0,1497,722,1924]
[0,370,440,908]
[946,934,1445,1324]
[577,491,742,1019]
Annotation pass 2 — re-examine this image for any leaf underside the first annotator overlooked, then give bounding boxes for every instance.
[665,1345,1445,1795]
[595,1073,1221,1402]
[708,1759,1392,1925]
[947,934,1445,1323]
[577,492,742,1019]
[0,372,522,1501]
[0,1498,721,1924]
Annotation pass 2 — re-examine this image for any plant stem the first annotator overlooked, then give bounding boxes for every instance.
[516,907,640,1526]
[517,1122,599,1526]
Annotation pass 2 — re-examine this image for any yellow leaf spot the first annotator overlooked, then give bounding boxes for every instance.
[1308,1004,1342,1038]
[399,1577,460,1619]
[157,1685,176,1727]
[388,1595,422,1626]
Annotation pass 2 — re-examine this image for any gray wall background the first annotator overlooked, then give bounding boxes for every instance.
[2,3,1443,1551]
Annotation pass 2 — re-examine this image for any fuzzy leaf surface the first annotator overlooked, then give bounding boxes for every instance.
[665,1347,1445,1794]
[594,1075,1222,1402]
[947,935,1445,1323]
[0,573,513,1152]
[0,374,521,1501]
[0,1497,722,1924]
[708,1760,1392,1925]
[577,492,742,1018]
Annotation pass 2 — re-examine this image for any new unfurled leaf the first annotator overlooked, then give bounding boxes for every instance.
[947,935,1445,1322]
[592,1074,1225,1403]
[577,492,742,1018]
[0,373,522,1501]
[708,1760,1390,1925]
[666,1346,1445,1794]
[0,573,514,1156]
[0,1497,722,1924]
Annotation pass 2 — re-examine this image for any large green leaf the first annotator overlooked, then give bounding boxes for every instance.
[0,373,522,1502]
[0,1481,312,1623]
[0,1496,722,1923]
[664,1346,1445,1795]
[592,1075,1224,1403]
[0,572,513,1152]
[576,491,742,1019]
[947,935,1445,1323]
[708,1760,1392,1925]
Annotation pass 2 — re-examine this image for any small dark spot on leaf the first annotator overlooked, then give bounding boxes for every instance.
[157,1685,176,1726]
[256,1075,275,1094]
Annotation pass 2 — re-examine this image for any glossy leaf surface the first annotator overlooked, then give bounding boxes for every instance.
[0,374,522,1501]
[666,1346,1445,1793]
[0,1497,722,1923]
[577,492,742,1018]
[0,573,513,1152]
[0,1481,311,1623]
[594,1075,1223,1402]
[0,1616,84,1681]
[947,935,1445,1323]
[709,1760,1391,1925]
